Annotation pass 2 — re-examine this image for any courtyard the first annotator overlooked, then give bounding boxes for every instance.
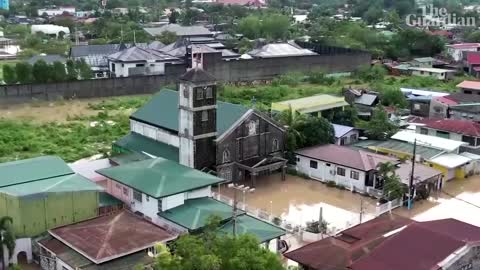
[217,174,379,233]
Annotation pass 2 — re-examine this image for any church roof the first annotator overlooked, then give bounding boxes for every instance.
[131,90,249,136]
[179,68,217,83]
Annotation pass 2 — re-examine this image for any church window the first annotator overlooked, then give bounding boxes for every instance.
[272,139,279,152]
[248,120,257,136]
[197,88,203,100]
[202,111,208,121]
[223,149,230,163]
[205,87,213,98]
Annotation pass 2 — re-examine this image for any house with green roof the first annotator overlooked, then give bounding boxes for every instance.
[0,156,103,265]
[113,68,287,188]
[96,157,285,246]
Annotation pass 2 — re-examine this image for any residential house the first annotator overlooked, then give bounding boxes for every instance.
[447,43,480,61]
[429,92,480,120]
[31,25,70,38]
[294,144,397,194]
[96,158,286,247]
[413,118,480,154]
[411,57,435,68]
[37,211,176,270]
[333,124,359,145]
[107,46,180,77]
[37,6,76,16]
[112,68,287,187]
[144,24,213,38]
[271,94,348,117]
[400,88,449,118]
[343,88,379,119]
[449,103,480,121]
[456,80,480,94]
[0,156,103,265]
[70,44,128,78]
[215,0,266,7]
[464,52,480,77]
[27,54,66,65]
[409,67,456,80]
[286,215,480,270]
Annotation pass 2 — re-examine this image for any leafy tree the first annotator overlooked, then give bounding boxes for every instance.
[380,87,408,108]
[181,0,200,26]
[363,6,384,24]
[32,60,51,83]
[361,106,398,140]
[156,31,177,44]
[237,15,261,39]
[52,61,68,82]
[66,60,79,81]
[169,9,179,24]
[377,162,405,201]
[0,217,15,270]
[331,106,359,126]
[294,116,335,148]
[276,107,307,163]
[262,14,290,40]
[76,59,93,80]
[466,31,480,43]
[355,65,387,82]
[2,65,16,85]
[15,62,33,84]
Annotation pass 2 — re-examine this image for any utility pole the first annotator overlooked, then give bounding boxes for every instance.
[359,199,364,224]
[319,207,323,239]
[228,183,255,237]
[408,139,417,210]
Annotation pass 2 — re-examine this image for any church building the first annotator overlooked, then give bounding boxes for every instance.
[112,68,287,186]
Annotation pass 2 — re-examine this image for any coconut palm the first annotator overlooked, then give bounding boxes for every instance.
[276,106,307,163]
[0,216,15,270]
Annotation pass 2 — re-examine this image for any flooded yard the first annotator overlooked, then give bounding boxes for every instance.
[218,174,378,233]
[395,176,480,226]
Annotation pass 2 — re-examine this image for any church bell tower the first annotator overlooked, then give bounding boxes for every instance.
[178,68,217,170]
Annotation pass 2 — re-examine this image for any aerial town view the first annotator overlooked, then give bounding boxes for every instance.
[2,0,480,269]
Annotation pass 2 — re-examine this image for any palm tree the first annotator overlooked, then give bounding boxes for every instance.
[0,216,15,270]
[276,106,307,163]
[376,162,405,201]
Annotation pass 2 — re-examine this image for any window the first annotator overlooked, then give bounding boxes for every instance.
[462,135,476,146]
[136,63,145,67]
[326,163,331,167]
[272,139,279,152]
[340,137,347,145]
[420,128,428,135]
[310,160,318,169]
[158,199,163,212]
[223,149,230,163]
[133,190,142,203]
[111,63,116,72]
[436,130,450,139]
[183,88,189,98]
[350,134,358,142]
[337,167,346,176]
[420,71,424,75]
[464,90,473,94]
[205,86,213,98]
[197,88,203,100]
[123,187,128,196]
[146,195,150,202]
[296,157,300,162]
[201,110,208,122]
[248,120,257,136]
[350,170,360,180]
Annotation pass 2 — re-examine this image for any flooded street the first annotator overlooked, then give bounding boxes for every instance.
[218,174,378,232]
[395,176,480,226]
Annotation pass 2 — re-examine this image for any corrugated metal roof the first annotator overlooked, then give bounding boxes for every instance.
[96,158,224,198]
[391,130,467,152]
[0,156,73,188]
[400,88,449,97]
[114,132,179,162]
[28,54,66,65]
[131,90,249,136]
[395,162,442,185]
[373,140,444,160]
[429,153,471,168]
[144,24,212,37]
[158,197,239,230]
[332,124,355,138]
[271,95,348,114]
[219,214,286,243]
[247,43,316,58]
[108,46,179,62]
[355,93,378,106]
[456,80,480,90]
[413,118,480,137]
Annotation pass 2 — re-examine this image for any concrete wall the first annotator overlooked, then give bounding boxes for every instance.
[295,155,367,192]
[443,245,480,270]
[131,120,180,147]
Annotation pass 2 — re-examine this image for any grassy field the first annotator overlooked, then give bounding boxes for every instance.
[0,73,468,163]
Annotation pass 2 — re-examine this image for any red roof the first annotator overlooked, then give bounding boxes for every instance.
[49,211,176,264]
[430,30,453,37]
[414,118,480,137]
[295,144,397,171]
[351,219,480,270]
[467,52,480,65]
[284,214,414,270]
[457,80,480,90]
[448,43,480,49]
[434,96,458,106]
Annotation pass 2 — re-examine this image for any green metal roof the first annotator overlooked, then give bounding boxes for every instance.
[0,174,103,197]
[130,90,249,135]
[99,192,124,207]
[158,197,239,230]
[219,214,286,243]
[0,156,73,188]
[356,139,444,160]
[97,158,224,198]
[114,132,179,162]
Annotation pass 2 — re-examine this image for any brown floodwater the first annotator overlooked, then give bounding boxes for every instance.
[218,174,378,232]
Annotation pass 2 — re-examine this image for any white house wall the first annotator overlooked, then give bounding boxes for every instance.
[295,155,366,192]
[6,238,33,265]
[162,193,185,211]
[335,129,360,145]
[130,120,180,147]
[186,186,211,199]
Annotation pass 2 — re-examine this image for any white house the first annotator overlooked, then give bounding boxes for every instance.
[295,144,397,193]
[37,6,76,16]
[409,67,456,80]
[447,43,480,61]
[333,124,359,145]
[107,46,180,77]
[31,24,70,38]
